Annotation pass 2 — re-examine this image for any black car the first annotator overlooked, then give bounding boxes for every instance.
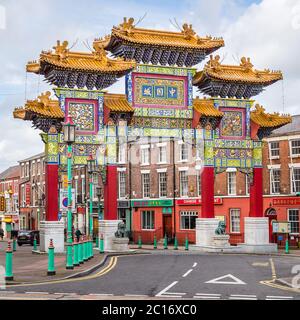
[17,230,40,246]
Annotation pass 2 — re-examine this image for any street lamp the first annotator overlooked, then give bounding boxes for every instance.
[87,154,96,258]
[63,116,76,270]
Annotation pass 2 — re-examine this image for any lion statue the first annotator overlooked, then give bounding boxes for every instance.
[215,221,226,235]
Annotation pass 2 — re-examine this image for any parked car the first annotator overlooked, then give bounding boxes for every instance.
[17,230,40,246]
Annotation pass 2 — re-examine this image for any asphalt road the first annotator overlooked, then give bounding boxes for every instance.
[2,253,300,300]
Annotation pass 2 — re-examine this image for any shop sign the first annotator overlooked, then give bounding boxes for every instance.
[273,197,300,206]
[176,198,223,206]
[162,207,173,214]
[131,199,173,207]
[25,184,31,205]
[0,196,5,211]
[118,200,130,208]
[272,221,291,234]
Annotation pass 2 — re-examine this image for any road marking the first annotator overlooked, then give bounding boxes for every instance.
[266,295,293,300]
[5,256,118,288]
[193,263,197,268]
[88,293,114,296]
[182,269,193,278]
[54,292,77,295]
[195,293,221,296]
[124,294,149,297]
[25,292,49,295]
[155,281,186,298]
[194,293,221,299]
[269,258,277,280]
[0,291,15,294]
[252,262,269,267]
[205,274,246,285]
[193,296,221,299]
[260,280,300,294]
[229,294,257,300]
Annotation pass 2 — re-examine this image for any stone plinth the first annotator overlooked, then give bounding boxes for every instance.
[39,221,64,253]
[98,220,122,252]
[112,237,129,251]
[212,235,230,247]
[195,218,220,246]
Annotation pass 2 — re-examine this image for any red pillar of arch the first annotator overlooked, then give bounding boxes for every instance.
[250,167,264,217]
[104,165,118,220]
[45,164,59,221]
[201,166,215,218]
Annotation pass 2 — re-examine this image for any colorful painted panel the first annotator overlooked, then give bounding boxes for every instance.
[219,108,246,140]
[133,73,187,109]
[65,99,99,135]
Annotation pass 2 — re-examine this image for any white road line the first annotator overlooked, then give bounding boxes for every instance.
[182,269,193,278]
[229,297,257,300]
[193,296,221,299]
[230,294,257,297]
[124,294,149,297]
[193,263,198,268]
[25,292,49,295]
[54,292,77,295]
[155,281,186,298]
[266,296,293,300]
[88,293,114,296]
[157,295,183,298]
[0,291,16,294]
[229,294,257,300]
[195,293,221,296]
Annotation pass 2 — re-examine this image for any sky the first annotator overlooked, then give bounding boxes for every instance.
[0,0,299,172]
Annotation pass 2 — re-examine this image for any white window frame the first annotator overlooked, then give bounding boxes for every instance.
[230,209,241,233]
[141,145,150,166]
[118,143,126,164]
[288,208,299,234]
[118,171,126,199]
[31,161,36,177]
[196,170,201,197]
[158,145,167,164]
[142,210,155,230]
[245,174,250,196]
[270,168,280,195]
[290,139,300,158]
[269,141,280,159]
[179,142,188,162]
[180,211,198,230]
[142,173,150,199]
[37,159,41,175]
[290,167,300,194]
[227,171,237,196]
[158,172,167,198]
[179,170,188,197]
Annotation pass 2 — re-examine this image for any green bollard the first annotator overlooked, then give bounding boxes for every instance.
[5,241,14,281]
[96,236,99,249]
[83,236,88,262]
[185,236,189,251]
[285,238,289,254]
[78,238,84,264]
[47,239,56,276]
[100,234,104,254]
[90,235,94,259]
[153,235,157,250]
[164,234,168,250]
[174,236,178,250]
[73,239,79,267]
[32,235,37,252]
[138,235,142,249]
[13,238,17,252]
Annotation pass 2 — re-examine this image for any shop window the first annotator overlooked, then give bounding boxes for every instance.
[288,209,299,234]
[230,209,241,233]
[142,210,155,230]
[180,211,198,230]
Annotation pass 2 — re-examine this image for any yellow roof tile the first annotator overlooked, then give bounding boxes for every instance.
[194,55,283,85]
[251,104,292,128]
[97,18,224,51]
[104,93,134,112]
[27,40,136,74]
[13,92,64,120]
[193,98,223,117]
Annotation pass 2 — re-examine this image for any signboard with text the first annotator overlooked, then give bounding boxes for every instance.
[176,198,223,206]
[131,199,173,208]
[272,197,300,206]
[59,189,76,213]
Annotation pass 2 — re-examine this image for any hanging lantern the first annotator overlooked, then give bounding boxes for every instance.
[63,116,76,144]
[87,154,96,174]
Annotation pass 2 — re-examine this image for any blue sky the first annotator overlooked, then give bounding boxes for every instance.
[0,0,299,172]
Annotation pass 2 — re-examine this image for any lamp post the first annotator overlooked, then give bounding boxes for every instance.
[87,154,96,258]
[63,116,76,270]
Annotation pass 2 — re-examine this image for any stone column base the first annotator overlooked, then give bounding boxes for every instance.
[98,220,122,252]
[39,221,65,253]
[112,237,129,251]
[239,217,277,253]
[195,218,220,246]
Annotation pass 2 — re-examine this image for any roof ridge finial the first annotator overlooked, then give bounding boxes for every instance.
[53,40,69,61]
[38,91,51,109]
[118,17,135,35]
[208,54,221,71]
[182,23,196,40]
[92,42,109,64]
[240,57,253,71]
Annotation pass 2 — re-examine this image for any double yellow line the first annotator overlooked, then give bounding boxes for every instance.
[7,256,118,288]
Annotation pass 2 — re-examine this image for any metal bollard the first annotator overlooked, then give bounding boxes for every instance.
[47,239,56,276]
[185,236,189,251]
[100,234,104,254]
[32,235,37,252]
[153,235,157,250]
[285,238,289,254]
[5,241,14,281]
[73,239,79,267]
[13,237,17,252]
[90,235,94,259]
[96,236,99,249]
[164,234,168,250]
[83,236,88,262]
[174,236,178,250]
[78,238,84,264]
[138,235,142,249]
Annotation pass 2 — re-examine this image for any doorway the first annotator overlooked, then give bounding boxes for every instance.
[265,208,277,243]
[163,214,172,240]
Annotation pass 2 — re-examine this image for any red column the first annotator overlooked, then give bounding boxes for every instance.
[250,167,263,217]
[45,164,59,221]
[104,165,118,220]
[201,167,215,218]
